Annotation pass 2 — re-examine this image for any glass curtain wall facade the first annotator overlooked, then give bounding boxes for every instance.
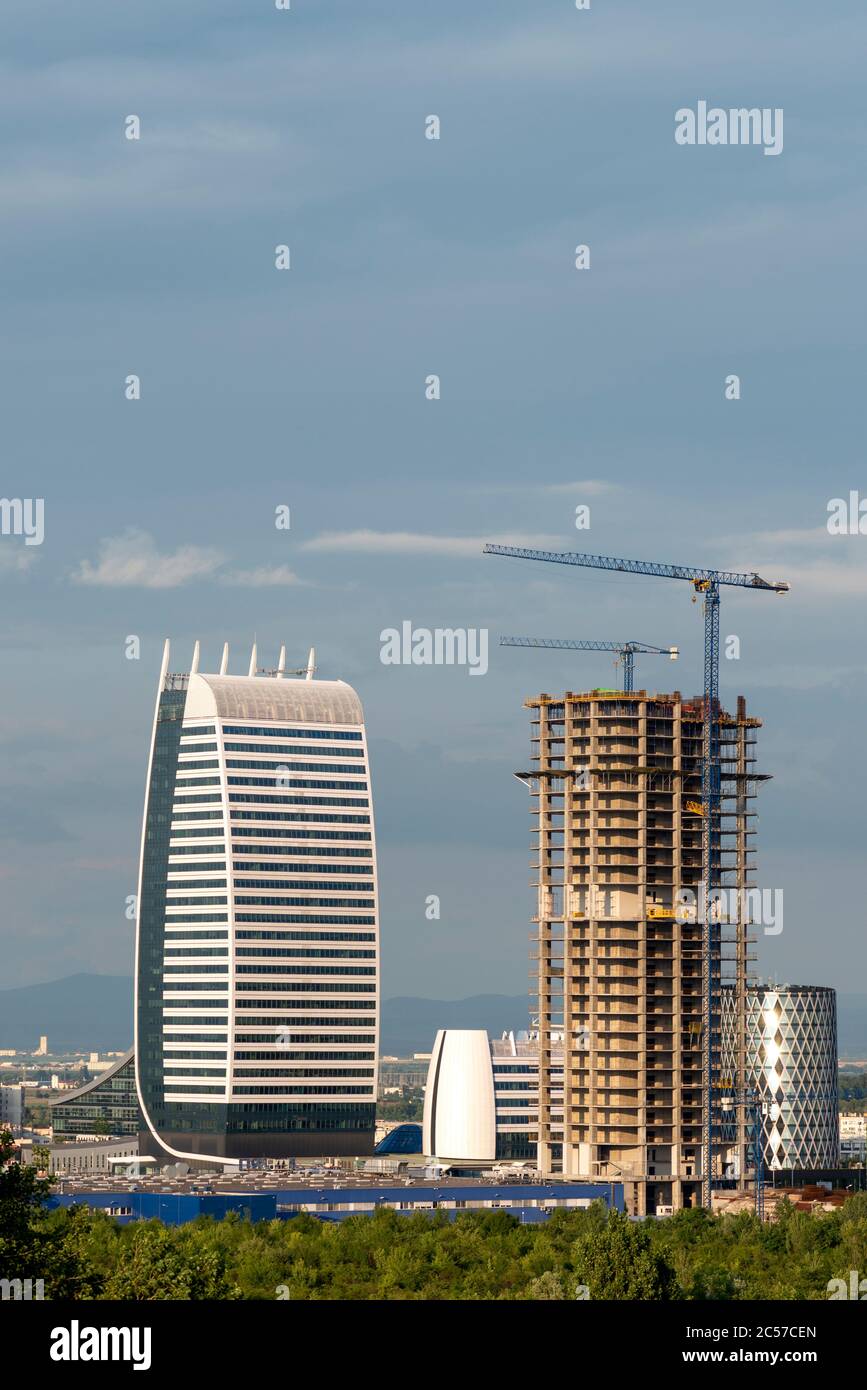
[50,1051,141,1140]
[134,643,379,1161]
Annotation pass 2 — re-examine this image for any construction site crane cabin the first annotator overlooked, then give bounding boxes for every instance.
[519,686,766,1218]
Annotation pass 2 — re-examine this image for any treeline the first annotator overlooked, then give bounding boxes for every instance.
[376,1087,425,1122]
[3,1134,867,1299]
[839,1069,867,1105]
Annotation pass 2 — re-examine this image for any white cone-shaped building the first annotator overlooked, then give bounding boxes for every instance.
[422,1030,497,1162]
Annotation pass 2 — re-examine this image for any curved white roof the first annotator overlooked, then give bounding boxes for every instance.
[48,1048,134,1108]
[184,673,363,726]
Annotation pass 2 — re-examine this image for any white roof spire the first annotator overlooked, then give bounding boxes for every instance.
[219,643,229,676]
[190,640,200,675]
[276,644,286,679]
[248,642,257,678]
[306,647,315,681]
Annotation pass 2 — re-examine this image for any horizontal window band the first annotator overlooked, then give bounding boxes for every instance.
[233,897,373,908]
[236,965,376,976]
[232,1068,375,1078]
[233,847,371,857]
[230,810,370,824]
[229,762,363,774]
[233,881,373,891]
[222,726,362,740]
[163,913,229,922]
[234,1000,375,1010]
[163,984,229,992]
[235,1054,375,1062]
[166,881,227,890]
[231,1086,373,1096]
[236,1022,375,1031]
[161,1034,228,1042]
[236,948,375,959]
[165,947,229,956]
[228,794,369,807]
[234,1040,374,1048]
[233,830,371,841]
[235,913,374,923]
[164,966,229,974]
[164,896,227,906]
[169,831,225,840]
[235,983,376,993]
[225,774,367,790]
[164,929,229,938]
[235,931,374,942]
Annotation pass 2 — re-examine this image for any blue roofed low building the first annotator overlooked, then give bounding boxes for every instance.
[45,1181,623,1226]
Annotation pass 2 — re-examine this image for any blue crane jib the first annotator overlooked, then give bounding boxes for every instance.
[498,636,679,693]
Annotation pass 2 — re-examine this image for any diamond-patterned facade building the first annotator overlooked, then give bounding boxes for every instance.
[724,984,839,1171]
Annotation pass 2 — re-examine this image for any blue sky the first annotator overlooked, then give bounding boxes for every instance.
[1,1,865,1006]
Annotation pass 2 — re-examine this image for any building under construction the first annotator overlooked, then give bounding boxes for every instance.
[523,686,765,1216]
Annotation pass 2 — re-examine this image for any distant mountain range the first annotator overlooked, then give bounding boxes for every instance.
[1,976,865,1061]
[381,995,530,1056]
[0,974,134,1053]
[835,997,867,1063]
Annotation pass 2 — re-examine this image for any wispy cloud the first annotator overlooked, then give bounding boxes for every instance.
[72,529,223,589]
[0,544,38,574]
[222,565,305,588]
[300,530,565,557]
[540,480,622,497]
[716,525,867,598]
[474,479,621,498]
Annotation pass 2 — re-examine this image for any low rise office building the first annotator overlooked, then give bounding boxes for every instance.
[49,1049,141,1141]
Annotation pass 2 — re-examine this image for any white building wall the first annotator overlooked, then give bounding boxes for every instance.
[423,1031,497,1162]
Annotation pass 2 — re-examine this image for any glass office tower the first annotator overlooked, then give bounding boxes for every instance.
[134,641,379,1161]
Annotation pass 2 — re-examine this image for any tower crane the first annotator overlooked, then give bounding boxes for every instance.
[499,636,678,693]
[484,543,788,1208]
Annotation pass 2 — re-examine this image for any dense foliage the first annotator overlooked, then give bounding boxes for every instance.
[376,1088,425,1122]
[839,1069,867,1108]
[3,1130,867,1300]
